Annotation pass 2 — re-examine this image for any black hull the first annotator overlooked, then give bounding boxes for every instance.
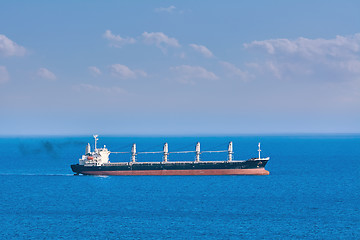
[71,159,269,176]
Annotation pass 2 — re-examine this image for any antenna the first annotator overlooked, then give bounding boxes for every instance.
[258,142,261,159]
[93,135,98,150]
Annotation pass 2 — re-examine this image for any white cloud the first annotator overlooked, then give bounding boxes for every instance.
[170,65,218,84]
[88,66,101,76]
[219,61,252,81]
[142,32,180,52]
[244,34,360,58]
[155,5,176,13]
[189,44,214,58]
[243,33,360,80]
[110,64,147,79]
[103,30,136,48]
[0,66,9,83]
[37,68,56,81]
[0,34,26,57]
[110,64,136,79]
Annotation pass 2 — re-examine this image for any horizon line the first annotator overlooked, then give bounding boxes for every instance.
[1,132,359,138]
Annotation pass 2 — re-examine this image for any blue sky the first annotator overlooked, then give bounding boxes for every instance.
[1,1,359,135]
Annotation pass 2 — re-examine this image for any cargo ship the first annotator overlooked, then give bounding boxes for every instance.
[71,135,270,176]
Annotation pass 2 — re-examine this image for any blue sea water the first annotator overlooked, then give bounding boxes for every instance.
[0,135,359,239]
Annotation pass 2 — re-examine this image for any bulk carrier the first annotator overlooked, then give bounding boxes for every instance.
[71,135,270,176]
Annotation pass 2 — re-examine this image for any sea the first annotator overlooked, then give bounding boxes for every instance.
[0,135,359,239]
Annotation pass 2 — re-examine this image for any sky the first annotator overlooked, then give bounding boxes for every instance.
[1,1,360,135]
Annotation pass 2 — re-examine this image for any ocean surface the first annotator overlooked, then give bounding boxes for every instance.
[0,135,359,239]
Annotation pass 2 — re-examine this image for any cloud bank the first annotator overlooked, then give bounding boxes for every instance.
[244,34,360,58]
[244,33,360,80]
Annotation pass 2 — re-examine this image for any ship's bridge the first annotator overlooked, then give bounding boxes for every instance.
[79,135,110,166]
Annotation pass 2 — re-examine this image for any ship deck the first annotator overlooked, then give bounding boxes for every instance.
[97,158,269,166]
[103,160,246,166]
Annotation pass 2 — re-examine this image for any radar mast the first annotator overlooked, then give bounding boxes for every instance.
[93,135,98,150]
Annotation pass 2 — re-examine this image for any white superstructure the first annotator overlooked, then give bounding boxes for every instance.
[79,135,110,166]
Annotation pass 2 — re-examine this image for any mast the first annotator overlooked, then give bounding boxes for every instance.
[93,135,98,150]
[195,142,200,162]
[228,141,233,161]
[258,142,261,159]
[131,143,136,163]
[163,143,169,162]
